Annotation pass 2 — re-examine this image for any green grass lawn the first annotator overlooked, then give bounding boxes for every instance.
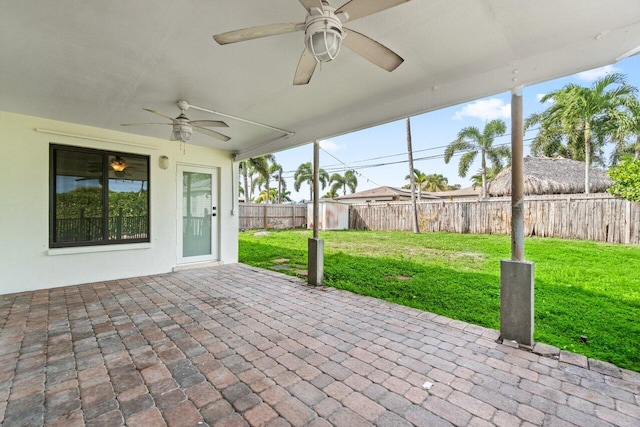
[239,229,640,372]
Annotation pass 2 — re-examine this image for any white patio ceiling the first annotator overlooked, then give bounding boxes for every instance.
[1,1,640,160]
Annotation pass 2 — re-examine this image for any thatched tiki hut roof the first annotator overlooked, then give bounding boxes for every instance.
[487,157,613,196]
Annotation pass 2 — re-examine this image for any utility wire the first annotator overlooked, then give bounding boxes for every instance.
[319,147,381,186]
[280,136,537,177]
[321,126,541,169]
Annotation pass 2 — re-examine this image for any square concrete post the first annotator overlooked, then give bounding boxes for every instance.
[500,260,534,345]
[308,238,324,286]
[500,87,535,346]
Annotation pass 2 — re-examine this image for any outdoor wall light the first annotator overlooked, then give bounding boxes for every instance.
[110,156,127,172]
[159,155,170,170]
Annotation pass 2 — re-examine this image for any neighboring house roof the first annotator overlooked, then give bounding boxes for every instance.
[488,157,614,196]
[336,186,439,202]
[425,187,481,199]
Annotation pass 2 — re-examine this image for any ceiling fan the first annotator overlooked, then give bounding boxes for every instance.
[213,0,410,85]
[121,100,230,142]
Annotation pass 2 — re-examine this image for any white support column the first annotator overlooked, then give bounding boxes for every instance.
[511,87,525,262]
[308,140,324,285]
[500,87,535,346]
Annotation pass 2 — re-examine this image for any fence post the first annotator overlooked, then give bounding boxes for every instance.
[263,205,268,229]
[624,201,631,244]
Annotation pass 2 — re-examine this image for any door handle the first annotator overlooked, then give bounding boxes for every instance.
[212,207,217,217]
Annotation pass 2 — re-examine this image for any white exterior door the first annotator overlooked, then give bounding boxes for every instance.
[177,165,219,264]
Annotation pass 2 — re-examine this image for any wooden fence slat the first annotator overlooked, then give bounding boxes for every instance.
[239,203,307,230]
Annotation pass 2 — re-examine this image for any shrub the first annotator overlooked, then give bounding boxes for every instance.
[608,156,640,201]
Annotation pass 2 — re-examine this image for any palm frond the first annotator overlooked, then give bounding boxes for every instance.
[458,151,477,177]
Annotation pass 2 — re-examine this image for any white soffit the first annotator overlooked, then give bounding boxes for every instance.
[0,1,639,160]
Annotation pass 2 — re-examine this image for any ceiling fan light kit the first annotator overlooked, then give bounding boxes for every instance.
[170,117,193,142]
[305,5,344,63]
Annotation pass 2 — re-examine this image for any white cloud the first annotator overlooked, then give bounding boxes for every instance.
[453,98,511,121]
[319,139,344,152]
[576,64,620,82]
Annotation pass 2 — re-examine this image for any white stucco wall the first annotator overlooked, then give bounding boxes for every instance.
[0,111,238,295]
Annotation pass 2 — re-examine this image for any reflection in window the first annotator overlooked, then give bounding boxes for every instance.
[50,146,149,247]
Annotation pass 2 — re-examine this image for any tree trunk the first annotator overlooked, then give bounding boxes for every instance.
[265,179,270,204]
[584,122,591,194]
[406,118,420,234]
[277,175,282,204]
[242,164,249,203]
[481,151,487,199]
[635,135,640,160]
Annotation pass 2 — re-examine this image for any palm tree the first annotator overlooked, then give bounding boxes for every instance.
[254,188,277,204]
[238,160,251,202]
[270,162,286,203]
[279,189,292,203]
[404,169,428,200]
[323,188,339,199]
[423,173,449,192]
[238,181,245,200]
[470,167,499,190]
[528,73,637,193]
[406,117,420,233]
[329,170,358,196]
[251,175,267,202]
[610,98,640,163]
[249,155,275,203]
[444,119,510,198]
[525,112,574,159]
[293,162,329,201]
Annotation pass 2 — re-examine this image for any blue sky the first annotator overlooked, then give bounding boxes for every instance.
[273,56,640,202]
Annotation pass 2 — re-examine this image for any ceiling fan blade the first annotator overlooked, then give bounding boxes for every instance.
[298,0,323,12]
[336,0,411,22]
[120,122,172,127]
[190,120,229,128]
[342,28,403,72]
[214,23,304,45]
[293,48,318,86]
[193,126,231,142]
[143,108,177,122]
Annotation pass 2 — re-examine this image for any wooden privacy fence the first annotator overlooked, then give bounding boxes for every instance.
[349,194,640,244]
[239,203,307,230]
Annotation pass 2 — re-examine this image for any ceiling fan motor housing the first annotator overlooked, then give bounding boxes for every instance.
[305,4,344,63]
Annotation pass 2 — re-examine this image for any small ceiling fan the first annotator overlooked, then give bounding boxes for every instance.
[121,100,230,142]
[213,0,410,85]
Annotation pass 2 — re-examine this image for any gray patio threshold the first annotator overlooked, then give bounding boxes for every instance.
[0,263,638,427]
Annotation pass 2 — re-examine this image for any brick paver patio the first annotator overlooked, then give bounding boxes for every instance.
[1,264,639,426]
